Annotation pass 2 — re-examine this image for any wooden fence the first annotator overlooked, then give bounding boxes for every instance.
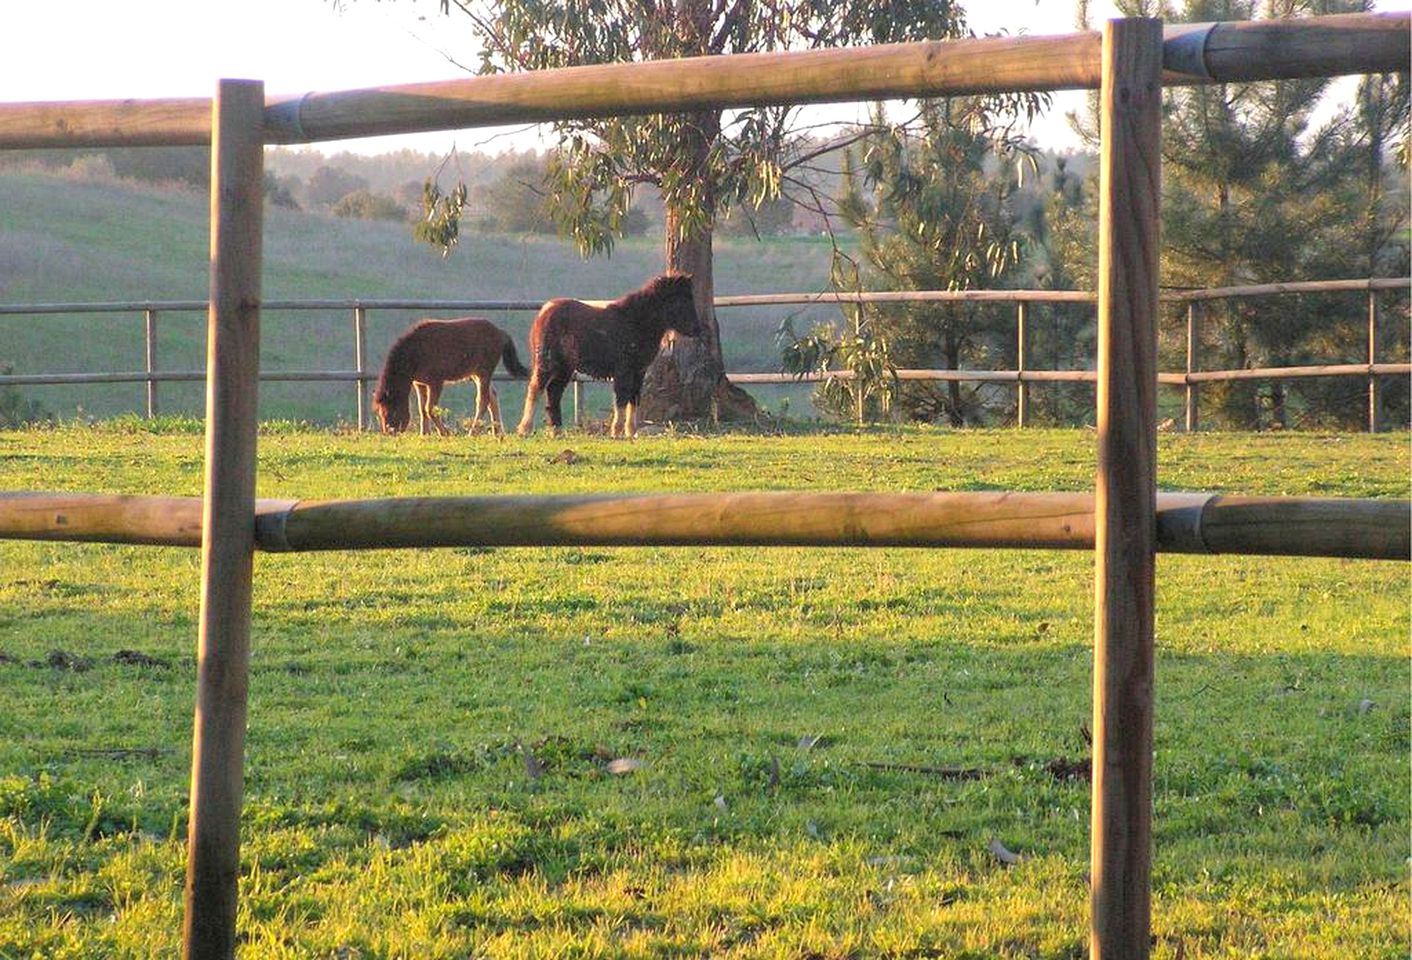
[0,12,1407,960]
[2,277,1407,431]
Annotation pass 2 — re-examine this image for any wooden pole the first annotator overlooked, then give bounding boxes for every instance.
[353,306,368,431]
[1184,302,1198,432]
[182,79,264,960]
[1367,291,1379,434]
[1016,301,1029,428]
[2,489,1407,560]
[144,308,159,419]
[1092,19,1162,960]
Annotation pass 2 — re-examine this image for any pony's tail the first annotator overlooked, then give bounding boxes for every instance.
[501,338,530,378]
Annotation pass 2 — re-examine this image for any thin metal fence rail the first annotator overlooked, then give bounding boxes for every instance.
[2,280,1406,431]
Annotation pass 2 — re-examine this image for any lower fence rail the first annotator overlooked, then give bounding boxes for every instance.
[1,489,1406,561]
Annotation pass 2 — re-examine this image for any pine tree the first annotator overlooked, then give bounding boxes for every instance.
[1063,0,1403,429]
[817,100,1033,425]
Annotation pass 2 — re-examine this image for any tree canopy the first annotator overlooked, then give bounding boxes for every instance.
[1065,0,1409,429]
[412,0,977,420]
[779,98,1037,425]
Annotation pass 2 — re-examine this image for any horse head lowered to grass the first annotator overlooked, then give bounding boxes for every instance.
[373,317,528,436]
[515,273,699,439]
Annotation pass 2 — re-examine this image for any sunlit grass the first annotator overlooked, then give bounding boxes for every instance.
[0,425,1407,957]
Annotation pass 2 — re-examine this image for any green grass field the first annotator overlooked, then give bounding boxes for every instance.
[0,169,840,424]
[0,423,1407,957]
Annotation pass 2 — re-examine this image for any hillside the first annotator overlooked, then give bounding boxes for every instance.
[0,169,845,422]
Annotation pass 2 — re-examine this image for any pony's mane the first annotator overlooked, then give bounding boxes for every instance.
[373,321,430,401]
[611,273,693,318]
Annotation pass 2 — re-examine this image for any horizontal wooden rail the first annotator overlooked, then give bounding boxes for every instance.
[1166,277,1407,302]
[1185,363,1410,383]
[2,279,1404,316]
[716,290,1097,307]
[731,370,1104,384]
[0,490,1405,560]
[0,13,1404,149]
[8,365,1406,390]
[1,284,1403,420]
[0,370,374,386]
[0,299,544,316]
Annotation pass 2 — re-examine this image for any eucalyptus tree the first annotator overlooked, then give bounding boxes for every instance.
[413,0,970,421]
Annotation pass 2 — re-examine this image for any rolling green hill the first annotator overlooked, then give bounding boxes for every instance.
[0,169,845,422]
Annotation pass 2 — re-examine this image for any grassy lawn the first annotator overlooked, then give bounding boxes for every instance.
[0,424,1407,958]
[0,170,841,423]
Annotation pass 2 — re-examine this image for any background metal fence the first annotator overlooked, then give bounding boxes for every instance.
[2,276,1406,430]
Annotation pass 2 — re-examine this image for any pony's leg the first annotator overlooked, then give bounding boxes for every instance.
[544,375,570,439]
[413,383,431,435]
[467,377,485,435]
[611,376,638,440]
[625,378,645,439]
[487,386,505,437]
[516,373,543,437]
[425,381,450,435]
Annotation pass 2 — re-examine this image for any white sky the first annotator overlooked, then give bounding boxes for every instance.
[3,1,1405,155]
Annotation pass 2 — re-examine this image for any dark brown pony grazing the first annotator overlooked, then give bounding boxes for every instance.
[373,317,528,436]
[516,273,699,439]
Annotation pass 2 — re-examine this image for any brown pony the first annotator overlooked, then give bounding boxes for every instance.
[373,317,529,436]
[516,273,699,438]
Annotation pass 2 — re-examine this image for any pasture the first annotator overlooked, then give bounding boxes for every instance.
[0,169,835,424]
[1,423,1407,958]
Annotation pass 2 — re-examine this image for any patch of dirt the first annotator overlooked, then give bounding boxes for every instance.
[1041,756,1091,782]
[113,649,172,668]
[42,649,93,672]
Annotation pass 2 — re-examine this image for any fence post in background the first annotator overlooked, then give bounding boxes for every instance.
[1016,300,1029,428]
[1367,290,1379,433]
[1092,19,1162,960]
[182,78,264,960]
[573,379,582,428]
[144,308,159,419]
[353,305,368,431]
[1184,301,1198,432]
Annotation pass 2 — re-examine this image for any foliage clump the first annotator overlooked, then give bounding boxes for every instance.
[331,189,408,222]
[781,99,1038,425]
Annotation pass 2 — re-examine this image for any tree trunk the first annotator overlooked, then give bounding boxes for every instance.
[638,110,759,425]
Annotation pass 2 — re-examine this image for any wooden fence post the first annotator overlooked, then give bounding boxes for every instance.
[1367,290,1379,433]
[1092,19,1162,960]
[1017,300,1029,428]
[354,305,368,431]
[144,308,159,419]
[1184,301,1198,432]
[182,78,264,960]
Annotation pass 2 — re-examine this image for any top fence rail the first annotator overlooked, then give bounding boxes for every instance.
[0,278,1405,317]
[0,13,1405,149]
